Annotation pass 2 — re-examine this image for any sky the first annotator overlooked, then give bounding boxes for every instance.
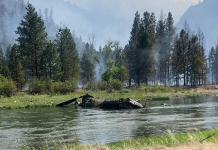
[68,0,202,23]
[29,0,203,47]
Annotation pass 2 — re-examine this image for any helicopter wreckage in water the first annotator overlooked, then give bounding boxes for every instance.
[56,94,144,109]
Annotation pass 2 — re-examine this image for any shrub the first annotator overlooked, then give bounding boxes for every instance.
[53,78,77,94]
[150,86,160,93]
[142,86,173,93]
[141,86,150,93]
[86,81,97,91]
[111,79,123,90]
[0,75,17,97]
[159,86,173,92]
[30,77,78,94]
[97,81,108,91]
[30,78,46,94]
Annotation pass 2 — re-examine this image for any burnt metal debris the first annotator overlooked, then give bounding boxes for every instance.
[56,93,144,109]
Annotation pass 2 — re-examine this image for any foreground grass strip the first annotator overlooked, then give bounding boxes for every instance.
[20,128,218,150]
[106,129,218,150]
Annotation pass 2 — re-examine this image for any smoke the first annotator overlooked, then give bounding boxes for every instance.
[95,56,104,82]
[27,0,198,48]
[0,0,26,52]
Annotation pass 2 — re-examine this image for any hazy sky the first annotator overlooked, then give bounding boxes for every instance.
[65,0,203,46]
[30,0,203,47]
[68,0,203,23]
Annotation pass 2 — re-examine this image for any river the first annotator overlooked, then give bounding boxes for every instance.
[0,96,218,149]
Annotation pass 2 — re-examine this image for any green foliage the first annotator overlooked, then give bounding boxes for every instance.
[102,61,129,83]
[30,77,54,94]
[55,28,80,82]
[85,81,97,91]
[40,42,61,80]
[141,86,173,93]
[102,61,115,83]
[19,128,218,150]
[30,78,46,94]
[8,44,25,87]
[107,128,218,149]
[172,30,208,86]
[97,81,108,91]
[128,11,157,86]
[113,66,129,82]
[0,75,17,97]
[15,3,48,78]
[52,78,78,94]
[30,77,78,94]
[80,52,95,85]
[101,40,117,63]
[111,79,123,90]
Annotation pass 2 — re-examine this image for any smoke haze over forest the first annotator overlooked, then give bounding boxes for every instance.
[28,0,202,47]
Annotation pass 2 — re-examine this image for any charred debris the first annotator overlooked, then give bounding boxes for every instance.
[56,94,144,109]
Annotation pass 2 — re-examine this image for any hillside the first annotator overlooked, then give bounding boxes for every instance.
[176,0,218,47]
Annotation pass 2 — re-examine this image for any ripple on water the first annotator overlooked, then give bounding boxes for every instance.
[1,97,218,149]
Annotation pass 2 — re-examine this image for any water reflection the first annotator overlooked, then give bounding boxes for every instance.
[0,97,218,149]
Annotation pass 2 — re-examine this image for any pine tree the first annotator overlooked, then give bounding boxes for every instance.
[127,11,140,86]
[156,10,167,85]
[55,27,80,82]
[209,47,215,84]
[213,46,218,84]
[8,44,25,88]
[140,11,156,85]
[165,12,175,85]
[171,35,183,86]
[179,29,189,86]
[189,35,208,85]
[40,41,61,80]
[197,28,207,85]
[0,48,4,71]
[15,3,48,78]
[80,52,95,85]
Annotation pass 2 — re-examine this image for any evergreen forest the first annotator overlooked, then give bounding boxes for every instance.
[0,1,216,96]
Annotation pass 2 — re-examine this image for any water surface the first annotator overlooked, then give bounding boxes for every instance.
[0,96,218,149]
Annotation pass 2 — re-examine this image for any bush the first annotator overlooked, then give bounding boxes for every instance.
[159,86,173,92]
[30,78,46,94]
[150,86,160,93]
[97,81,108,91]
[86,81,97,91]
[110,79,123,90]
[142,86,173,93]
[0,75,17,97]
[142,86,150,93]
[30,77,78,94]
[53,78,77,94]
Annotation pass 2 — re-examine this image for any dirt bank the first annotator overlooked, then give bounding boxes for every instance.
[147,143,218,150]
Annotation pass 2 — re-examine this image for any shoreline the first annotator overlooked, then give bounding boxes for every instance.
[1,86,218,110]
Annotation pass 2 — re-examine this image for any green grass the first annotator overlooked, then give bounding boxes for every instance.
[0,86,215,109]
[106,129,218,149]
[19,128,218,150]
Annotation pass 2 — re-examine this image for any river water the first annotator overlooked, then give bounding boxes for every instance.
[0,96,218,149]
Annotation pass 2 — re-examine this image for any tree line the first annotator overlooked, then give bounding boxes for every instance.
[0,4,80,90]
[125,11,208,87]
[0,2,214,93]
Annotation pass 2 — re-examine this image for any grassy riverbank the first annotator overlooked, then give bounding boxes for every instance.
[1,85,218,109]
[20,128,218,150]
